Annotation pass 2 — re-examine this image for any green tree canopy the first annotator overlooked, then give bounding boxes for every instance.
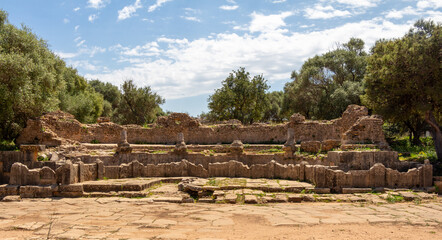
[363,19,441,160]
[262,91,284,122]
[282,38,367,119]
[89,79,121,118]
[208,67,270,124]
[114,80,165,125]
[0,9,103,140]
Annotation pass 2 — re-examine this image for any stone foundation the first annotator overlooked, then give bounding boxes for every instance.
[4,158,432,195]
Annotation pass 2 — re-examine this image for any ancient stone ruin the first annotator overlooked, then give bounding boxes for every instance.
[1,105,439,201]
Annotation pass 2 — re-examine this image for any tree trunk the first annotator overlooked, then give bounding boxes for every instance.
[405,121,422,146]
[411,129,422,146]
[425,111,442,161]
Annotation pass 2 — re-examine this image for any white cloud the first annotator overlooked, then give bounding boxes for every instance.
[73,7,80,12]
[148,0,173,12]
[385,6,419,19]
[75,25,80,31]
[87,46,106,57]
[88,14,98,23]
[331,0,380,8]
[86,17,412,100]
[305,4,351,19]
[119,42,161,57]
[300,24,315,28]
[249,11,293,33]
[220,5,239,11]
[417,0,442,9]
[118,0,142,21]
[68,60,100,71]
[272,0,287,3]
[76,40,86,47]
[54,51,79,59]
[181,16,201,22]
[63,18,70,24]
[88,0,110,9]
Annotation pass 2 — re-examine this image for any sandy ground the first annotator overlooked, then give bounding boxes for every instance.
[0,197,441,240]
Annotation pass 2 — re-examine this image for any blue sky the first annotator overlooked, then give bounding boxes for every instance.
[1,0,441,116]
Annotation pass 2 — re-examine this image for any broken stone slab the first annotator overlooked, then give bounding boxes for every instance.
[263,194,287,203]
[118,191,148,198]
[348,196,366,202]
[342,188,372,194]
[315,196,334,202]
[151,197,183,203]
[302,194,316,202]
[213,190,225,198]
[1,195,21,202]
[86,192,117,197]
[198,198,215,203]
[53,191,84,198]
[300,141,322,153]
[223,193,238,203]
[58,184,83,192]
[287,194,303,203]
[398,191,420,201]
[312,188,330,194]
[244,194,259,204]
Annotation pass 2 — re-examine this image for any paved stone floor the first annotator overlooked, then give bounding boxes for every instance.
[0,197,441,240]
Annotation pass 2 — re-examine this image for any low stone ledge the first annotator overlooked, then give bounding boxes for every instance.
[58,184,83,192]
[1,195,21,202]
[53,191,84,198]
[342,188,373,194]
[0,184,19,197]
[19,185,58,198]
[312,188,330,194]
[151,197,183,203]
[287,194,303,202]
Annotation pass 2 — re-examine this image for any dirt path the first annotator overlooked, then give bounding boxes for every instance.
[0,198,441,239]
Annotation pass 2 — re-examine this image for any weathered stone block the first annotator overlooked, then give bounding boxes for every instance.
[39,166,56,185]
[369,163,386,188]
[313,166,326,188]
[322,139,341,151]
[0,184,19,197]
[96,159,104,180]
[19,185,57,198]
[301,141,321,153]
[9,162,28,185]
[349,170,369,188]
[386,169,400,188]
[131,160,142,178]
[342,188,372,194]
[119,163,131,178]
[61,160,76,185]
[104,166,120,179]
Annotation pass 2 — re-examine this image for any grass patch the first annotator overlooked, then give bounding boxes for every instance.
[205,178,247,187]
[0,140,19,151]
[150,150,168,154]
[90,139,100,144]
[390,137,436,162]
[258,147,284,154]
[386,194,404,203]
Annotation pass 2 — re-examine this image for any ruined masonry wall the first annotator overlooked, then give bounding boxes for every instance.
[16,105,387,146]
[6,159,433,193]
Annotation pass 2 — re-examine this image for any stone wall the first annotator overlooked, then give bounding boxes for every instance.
[6,159,433,193]
[16,105,387,146]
